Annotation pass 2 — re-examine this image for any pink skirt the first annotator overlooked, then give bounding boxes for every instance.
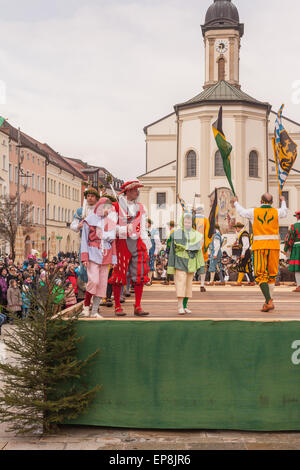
[87,262,110,298]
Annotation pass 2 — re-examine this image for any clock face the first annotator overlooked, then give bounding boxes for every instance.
[216,39,229,54]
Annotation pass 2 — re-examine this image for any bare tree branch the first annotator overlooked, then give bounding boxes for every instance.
[0,195,34,261]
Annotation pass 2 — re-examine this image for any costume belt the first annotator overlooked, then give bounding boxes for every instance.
[294,241,300,246]
[253,235,280,241]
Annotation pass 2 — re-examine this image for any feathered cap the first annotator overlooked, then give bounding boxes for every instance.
[119,180,144,195]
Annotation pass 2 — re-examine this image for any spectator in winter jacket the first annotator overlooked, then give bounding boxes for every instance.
[66,264,78,297]
[65,281,77,309]
[0,267,8,309]
[0,311,7,335]
[7,279,22,319]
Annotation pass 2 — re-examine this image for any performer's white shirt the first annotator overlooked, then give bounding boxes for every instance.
[213,230,221,255]
[149,229,162,255]
[234,201,288,223]
[70,204,97,233]
[237,231,250,257]
[118,196,152,250]
[153,231,162,256]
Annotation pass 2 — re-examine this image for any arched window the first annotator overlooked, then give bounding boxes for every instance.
[186,150,197,178]
[218,57,225,81]
[249,151,259,178]
[215,150,225,176]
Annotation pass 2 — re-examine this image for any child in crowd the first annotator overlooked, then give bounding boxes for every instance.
[65,281,78,309]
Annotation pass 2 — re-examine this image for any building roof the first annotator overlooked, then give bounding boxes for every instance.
[138,160,176,178]
[23,135,84,180]
[62,157,87,179]
[202,0,244,37]
[174,80,271,112]
[0,121,49,159]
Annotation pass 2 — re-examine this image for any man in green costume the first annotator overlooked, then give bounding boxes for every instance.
[167,210,204,315]
[284,211,300,292]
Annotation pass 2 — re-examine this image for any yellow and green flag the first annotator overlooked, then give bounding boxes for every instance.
[212,106,236,196]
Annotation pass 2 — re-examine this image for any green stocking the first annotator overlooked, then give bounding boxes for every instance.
[260,283,271,303]
[183,298,188,309]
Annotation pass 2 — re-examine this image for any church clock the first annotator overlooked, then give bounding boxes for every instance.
[216,39,229,54]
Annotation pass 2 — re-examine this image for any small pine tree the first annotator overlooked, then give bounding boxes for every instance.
[0,273,100,435]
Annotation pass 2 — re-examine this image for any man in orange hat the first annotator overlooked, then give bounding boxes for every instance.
[284,211,300,292]
[231,193,287,312]
[109,181,152,316]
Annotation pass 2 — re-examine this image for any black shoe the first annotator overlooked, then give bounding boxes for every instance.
[200,287,206,293]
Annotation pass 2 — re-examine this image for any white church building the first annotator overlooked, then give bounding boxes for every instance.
[138,0,300,241]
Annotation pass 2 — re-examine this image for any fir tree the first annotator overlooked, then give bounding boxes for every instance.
[0,272,100,435]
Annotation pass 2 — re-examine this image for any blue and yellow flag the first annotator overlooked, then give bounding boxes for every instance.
[177,195,186,211]
[272,104,298,195]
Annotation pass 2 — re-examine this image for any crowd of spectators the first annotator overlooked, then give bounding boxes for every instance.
[0,252,84,335]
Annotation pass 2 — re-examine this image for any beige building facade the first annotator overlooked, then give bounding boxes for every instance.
[139,0,300,243]
[0,129,10,254]
[46,161,82,258]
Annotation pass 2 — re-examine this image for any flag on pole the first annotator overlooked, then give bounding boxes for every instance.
[212,107,236,196]
[177,194,186,211]
[208,189,218,239]
[272,104,298,195]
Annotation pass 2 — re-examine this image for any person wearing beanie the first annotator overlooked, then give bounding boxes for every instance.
[284,211,300,292]
[71,185,100,315]
[81,198,117,319]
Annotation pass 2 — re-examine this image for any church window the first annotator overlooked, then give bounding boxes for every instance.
[214,151,225,177]
[249,151,259,178]
[218,57,225,81]
[282,191,289,208]
[157,193,166,208]
[186,150,197,178]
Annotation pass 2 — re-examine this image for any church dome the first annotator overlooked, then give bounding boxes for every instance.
[205,0,239,26]
[202,0,243,37]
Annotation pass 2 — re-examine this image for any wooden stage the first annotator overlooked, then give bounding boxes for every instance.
[94,284,300,322]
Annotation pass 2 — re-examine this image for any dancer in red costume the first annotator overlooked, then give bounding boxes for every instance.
[109,181,151,317]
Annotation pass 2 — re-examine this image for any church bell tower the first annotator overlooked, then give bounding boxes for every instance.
[201,0,244,89]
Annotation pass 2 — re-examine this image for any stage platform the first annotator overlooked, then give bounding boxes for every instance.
[85,284,300,321]
[67,285,300,431]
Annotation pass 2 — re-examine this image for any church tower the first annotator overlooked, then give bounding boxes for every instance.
[202,0,244,89]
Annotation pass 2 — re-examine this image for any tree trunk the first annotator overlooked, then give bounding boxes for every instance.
[10,239,16,262]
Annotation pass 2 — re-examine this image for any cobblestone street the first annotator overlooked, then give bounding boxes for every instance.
[1,422,300,450]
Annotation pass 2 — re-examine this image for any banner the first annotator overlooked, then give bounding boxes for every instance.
[212,107,236,196]
[273,104,298,195]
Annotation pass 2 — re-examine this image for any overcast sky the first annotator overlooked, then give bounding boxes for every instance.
[0,0,300,180]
